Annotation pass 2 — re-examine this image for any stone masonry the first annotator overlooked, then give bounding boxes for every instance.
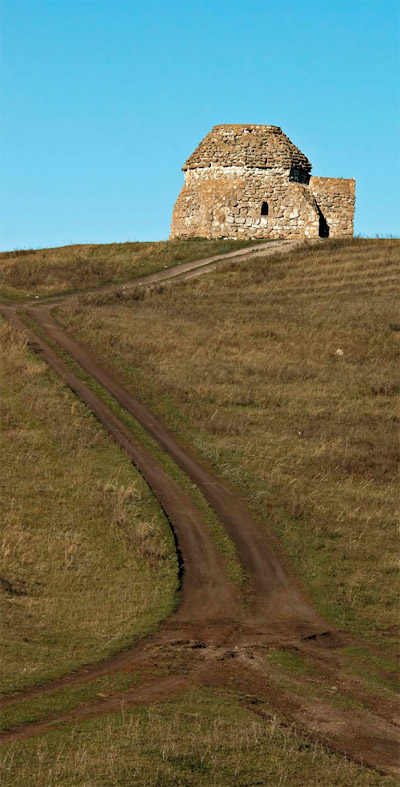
[170,125,355,240]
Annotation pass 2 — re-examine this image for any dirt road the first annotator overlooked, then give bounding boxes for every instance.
[1,241,399,775]
[28,305,322,630]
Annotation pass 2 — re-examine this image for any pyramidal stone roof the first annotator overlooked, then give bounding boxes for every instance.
[183,124,312,173]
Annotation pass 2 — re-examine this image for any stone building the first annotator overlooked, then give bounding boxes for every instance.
[170,125,355,240]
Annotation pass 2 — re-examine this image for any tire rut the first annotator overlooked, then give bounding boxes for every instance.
[27,306,322,630]
[0,306,240,624]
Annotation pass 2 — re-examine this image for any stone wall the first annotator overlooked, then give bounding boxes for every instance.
[310,177,355,238]
[170,165,321,240]
[170,124,355,240]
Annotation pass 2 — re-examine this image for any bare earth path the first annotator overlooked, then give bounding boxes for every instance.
[1,241,399,775]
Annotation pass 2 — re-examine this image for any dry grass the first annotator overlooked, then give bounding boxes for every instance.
[1,239,398,785]
[0,321,177,693]
[0,238,259,300]
[1,688,395,786]
[58,238,400,637]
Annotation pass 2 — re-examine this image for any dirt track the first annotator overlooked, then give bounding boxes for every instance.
[28,305,322,630]
[37,239,299,305]
[1,241,399,775]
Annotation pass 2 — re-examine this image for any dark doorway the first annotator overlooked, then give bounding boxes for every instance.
[261,201,269,216]
[318,209,330,238]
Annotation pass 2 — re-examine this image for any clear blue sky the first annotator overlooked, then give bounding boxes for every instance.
[1,0,399,249]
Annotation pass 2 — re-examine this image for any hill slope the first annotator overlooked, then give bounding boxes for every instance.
[1,238,398,784]
[58,238,399,636]
[0,238,260,300]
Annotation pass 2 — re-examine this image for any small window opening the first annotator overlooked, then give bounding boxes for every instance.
[261,201,269,216]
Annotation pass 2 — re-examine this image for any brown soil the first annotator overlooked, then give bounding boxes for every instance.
[0,241,399,776]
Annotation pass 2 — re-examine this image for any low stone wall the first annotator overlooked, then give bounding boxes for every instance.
[310,177,355,238]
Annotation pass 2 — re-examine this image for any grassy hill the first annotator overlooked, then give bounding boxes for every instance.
[0,238,259,300]
[1,237,398,785]
[58,238,399,638]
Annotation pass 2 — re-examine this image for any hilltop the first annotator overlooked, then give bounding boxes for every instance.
[0,238,260,300]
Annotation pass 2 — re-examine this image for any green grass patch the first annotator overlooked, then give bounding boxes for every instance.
[0,671,144,732]
[341,646,399,697]
[1,687,395,786]
[268,648,317,676]
[264,649,373,715]
[0,320,178,694]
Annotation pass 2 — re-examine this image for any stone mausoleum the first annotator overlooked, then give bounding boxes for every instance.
[170,125,355,240]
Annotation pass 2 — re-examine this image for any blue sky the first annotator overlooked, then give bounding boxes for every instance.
[1,0,399,249]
